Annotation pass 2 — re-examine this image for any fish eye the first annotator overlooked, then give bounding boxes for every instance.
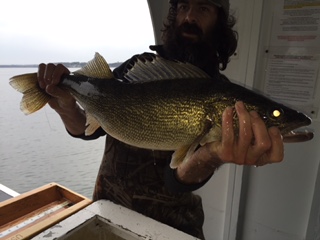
[269,108,283,119]
[273,109,281,118]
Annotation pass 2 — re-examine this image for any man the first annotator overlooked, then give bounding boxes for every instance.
[37,0,284,239]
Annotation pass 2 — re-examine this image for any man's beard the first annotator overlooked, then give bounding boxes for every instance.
[163,22,219,71]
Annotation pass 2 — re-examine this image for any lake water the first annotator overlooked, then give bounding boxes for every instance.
[0,68,105,198]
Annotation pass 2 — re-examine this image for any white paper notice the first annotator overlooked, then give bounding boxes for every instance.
[265,50,319,108]
[263,0,320,116]
[270,0,320,47]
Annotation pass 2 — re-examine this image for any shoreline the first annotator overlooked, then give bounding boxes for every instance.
[0,62,122,69]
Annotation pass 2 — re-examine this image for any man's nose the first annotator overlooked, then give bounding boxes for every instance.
[185,7,197,23]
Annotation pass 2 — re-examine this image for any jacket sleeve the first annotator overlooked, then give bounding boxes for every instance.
[67,127,106,140]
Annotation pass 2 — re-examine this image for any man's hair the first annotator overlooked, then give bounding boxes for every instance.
[161,3,238,71]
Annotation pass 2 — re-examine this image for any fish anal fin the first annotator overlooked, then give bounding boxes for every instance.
[73,52,113,79]
[85,113,101,136]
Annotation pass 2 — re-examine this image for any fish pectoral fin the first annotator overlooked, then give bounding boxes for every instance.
[170,120,214,169]
[73,52,114,79]
[170,145,191,169]
[199,126,222,146]
[85,113,101,136]
[170,136,204,169]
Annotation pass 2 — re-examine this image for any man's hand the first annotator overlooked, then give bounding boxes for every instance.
[38,63,76,115]
[213,101,284,166]
[176,101,284,184]
[37,63,87,135]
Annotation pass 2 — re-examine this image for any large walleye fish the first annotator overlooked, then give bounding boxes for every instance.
[9,53,313,168]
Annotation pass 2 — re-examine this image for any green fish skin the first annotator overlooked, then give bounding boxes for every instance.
[9,53,313,168]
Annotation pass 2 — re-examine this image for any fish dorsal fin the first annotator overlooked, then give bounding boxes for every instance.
[73,52,113,79]
[124,54,210,83]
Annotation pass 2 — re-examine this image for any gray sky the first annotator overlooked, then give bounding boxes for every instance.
[0,0,155,64]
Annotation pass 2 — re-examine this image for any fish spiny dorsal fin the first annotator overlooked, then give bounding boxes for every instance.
[73,52,113,79]
[124,54,210,83]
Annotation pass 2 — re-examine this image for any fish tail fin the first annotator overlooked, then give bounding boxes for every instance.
[73,52,114,79]
[9,73,51,115]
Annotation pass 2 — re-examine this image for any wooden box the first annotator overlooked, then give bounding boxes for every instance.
[0,183,92,240]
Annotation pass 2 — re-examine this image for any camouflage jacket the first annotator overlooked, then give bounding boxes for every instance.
[70,46,224,239]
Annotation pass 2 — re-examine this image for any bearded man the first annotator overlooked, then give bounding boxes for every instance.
[37,0,284,239]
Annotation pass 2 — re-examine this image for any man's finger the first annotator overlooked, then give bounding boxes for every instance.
[266,127,284,163]
[51,64,70,85]
[46,84,72,100]
[234,101,252,163]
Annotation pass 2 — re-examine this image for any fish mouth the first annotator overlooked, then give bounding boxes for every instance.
[279,113,313,143]
[282,128,313,143]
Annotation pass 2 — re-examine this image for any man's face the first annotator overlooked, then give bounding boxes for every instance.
[175,0,219,43]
